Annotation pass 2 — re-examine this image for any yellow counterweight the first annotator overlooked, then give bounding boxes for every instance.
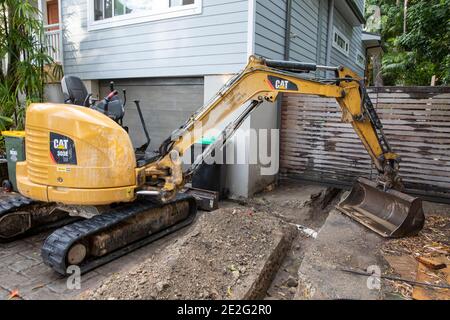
[16,103,139,205]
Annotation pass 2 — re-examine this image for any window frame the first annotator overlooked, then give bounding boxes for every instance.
[87,0,202,31]
[355,50,366,68]
[332,26,350,57]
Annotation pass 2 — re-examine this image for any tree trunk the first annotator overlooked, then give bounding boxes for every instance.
[6,2,20,94]
[403,0,408,34]
[373,52,384,87]
[0,2,8,82]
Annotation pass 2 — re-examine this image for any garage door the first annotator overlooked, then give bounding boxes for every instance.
[100,77,204,151]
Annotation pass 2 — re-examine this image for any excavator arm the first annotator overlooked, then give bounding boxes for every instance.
[144,56,401,197]
[140,56,424,238]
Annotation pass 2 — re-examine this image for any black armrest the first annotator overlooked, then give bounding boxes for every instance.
[83,93,92,107]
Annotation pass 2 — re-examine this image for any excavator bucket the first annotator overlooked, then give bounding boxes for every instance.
[337,177,425,238]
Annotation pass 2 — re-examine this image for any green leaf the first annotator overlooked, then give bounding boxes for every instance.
[0,116,13,131]
[0,0,58,128]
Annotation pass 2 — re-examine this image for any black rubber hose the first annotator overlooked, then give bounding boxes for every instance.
[264,59,317,72]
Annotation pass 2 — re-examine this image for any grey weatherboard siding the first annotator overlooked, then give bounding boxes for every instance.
[254,0,365,76]
[254,0,287,60]
[330,2,365,75]
[62,0,249,79]
[61,0,366,79]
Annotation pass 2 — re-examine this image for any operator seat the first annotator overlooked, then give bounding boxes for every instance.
[61,75,124,122]
[61,75,91,107]
[91,98,125,123]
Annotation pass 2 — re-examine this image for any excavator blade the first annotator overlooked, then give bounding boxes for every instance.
[337,177,425,238]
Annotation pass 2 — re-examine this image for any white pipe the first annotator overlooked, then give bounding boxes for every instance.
[326,0,335,68]
[136,190,160,196]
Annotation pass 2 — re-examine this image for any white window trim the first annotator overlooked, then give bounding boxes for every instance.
[332,27,350,57]
[355,50,366,68]
[87,0,203,31]
[246,0,255,57]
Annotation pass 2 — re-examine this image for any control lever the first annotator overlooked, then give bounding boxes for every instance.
[105,90,118,101]
[103,90,118,115]
[122,89,127,108]
[134,100,151,153]
[109,81,115,92]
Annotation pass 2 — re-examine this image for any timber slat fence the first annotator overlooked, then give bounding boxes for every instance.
[280,86,450,202]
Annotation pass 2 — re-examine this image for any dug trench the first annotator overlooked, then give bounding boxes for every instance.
[82,180,340,300]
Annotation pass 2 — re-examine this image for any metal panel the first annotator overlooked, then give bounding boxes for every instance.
[280,87,450,202]
[99,77,204,151]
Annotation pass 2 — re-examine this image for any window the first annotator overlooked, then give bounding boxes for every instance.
[332,27,350,56]
[356,51,365,68]
[89,0,202,30]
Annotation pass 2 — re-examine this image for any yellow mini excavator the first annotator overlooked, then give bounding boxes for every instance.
[3,56,424,274]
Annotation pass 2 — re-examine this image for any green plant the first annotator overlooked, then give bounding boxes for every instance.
[0,115,12,155]
[0,115,12,130]
[0,0,54,131]
[366,0,450,86]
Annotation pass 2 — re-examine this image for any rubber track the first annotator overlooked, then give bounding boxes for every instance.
[0,192,79,242]
[0,193,34,218]
[41,194,197,275]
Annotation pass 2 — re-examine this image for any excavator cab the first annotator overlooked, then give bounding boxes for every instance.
[61,76,151,155]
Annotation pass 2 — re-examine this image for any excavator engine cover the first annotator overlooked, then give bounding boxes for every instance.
[16,103,138,205]
[337,177,425,238]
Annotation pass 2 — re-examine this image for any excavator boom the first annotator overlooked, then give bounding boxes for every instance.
[145,55,424,237]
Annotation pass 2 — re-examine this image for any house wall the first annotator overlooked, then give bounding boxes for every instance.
[61,0,249,80]
[251,0,287,196]
[247,100,279,196]
[253,0,366,77]
[355,0,366,12]
[248,0,367,197]
[44,84,64,103]
[98,78,204,151]
[330,3,365,75]
[289,0,320,63]
[254,0,287,60]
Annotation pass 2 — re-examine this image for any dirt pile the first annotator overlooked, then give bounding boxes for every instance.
[84,207,292,300]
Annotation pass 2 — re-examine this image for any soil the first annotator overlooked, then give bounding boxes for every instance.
[234,181,340,229]
[83,207,292,300]
[83,180,344,300]
[230,180,342,300]
[381,202,450,299]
